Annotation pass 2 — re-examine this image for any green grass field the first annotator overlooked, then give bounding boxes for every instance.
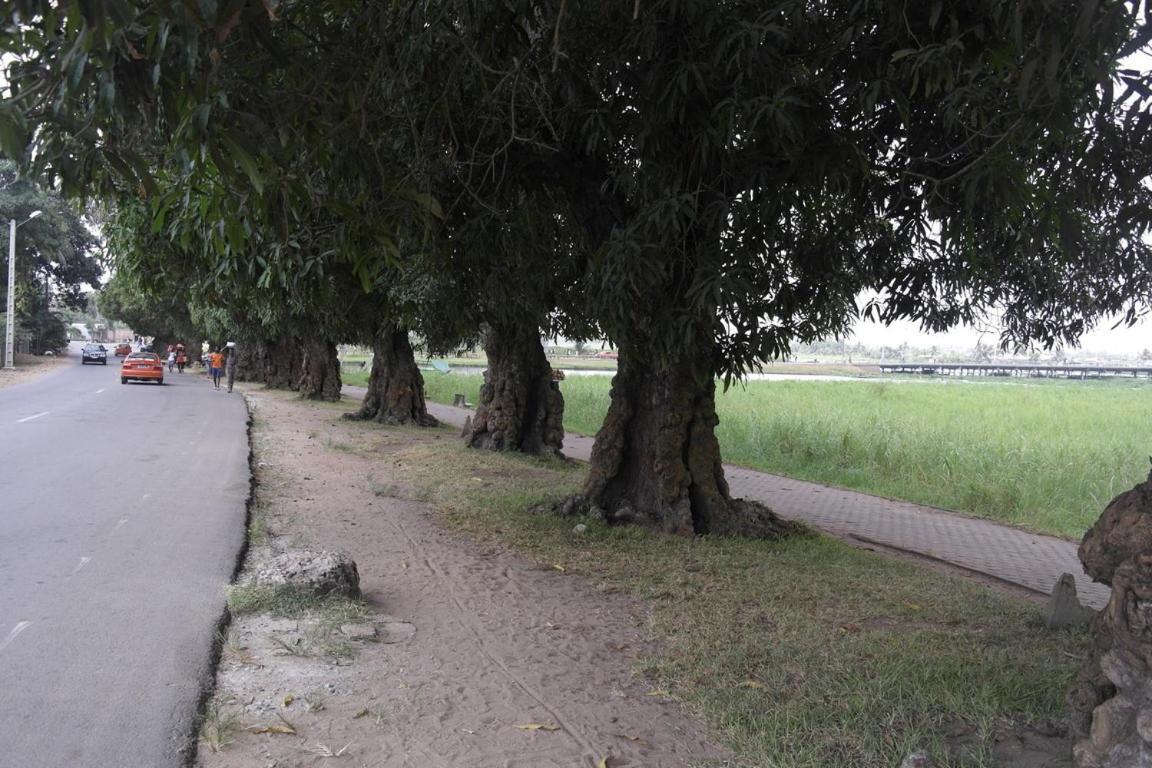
[421,372,1152,538]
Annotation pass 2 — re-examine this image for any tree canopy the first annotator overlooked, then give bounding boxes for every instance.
[3,0,1152,530]
[7,2,1149,359]
[0,159,102,351]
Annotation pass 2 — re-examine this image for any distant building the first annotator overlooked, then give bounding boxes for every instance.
[88,323,135,343]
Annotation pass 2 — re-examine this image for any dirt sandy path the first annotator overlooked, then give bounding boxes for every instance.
[0,354,68,389]
[201,389,725,768]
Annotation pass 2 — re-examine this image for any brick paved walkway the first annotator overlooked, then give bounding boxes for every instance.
[345,387,1108,609]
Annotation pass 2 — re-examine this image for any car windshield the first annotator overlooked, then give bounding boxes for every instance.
[127,353,157,360]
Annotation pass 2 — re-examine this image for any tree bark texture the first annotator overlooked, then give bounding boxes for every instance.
[297,338,341,401]
[345,325,438,426]
[465,323,564,457]
[1069,469,1152,767]
[581,341,796,538]
[233,339,270,383]
[261,337,305,391]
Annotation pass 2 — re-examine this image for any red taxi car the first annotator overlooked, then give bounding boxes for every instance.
[121,352,165,385]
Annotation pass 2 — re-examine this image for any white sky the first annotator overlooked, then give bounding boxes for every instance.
[849,315,1150,356]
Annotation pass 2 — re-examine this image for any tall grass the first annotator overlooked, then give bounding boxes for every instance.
[423,373,1152,538]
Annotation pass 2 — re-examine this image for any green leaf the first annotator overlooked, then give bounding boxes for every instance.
[226,217,246,254]
[221,134,265,195]
[103,151,138,187]
[150,204,168,235]
[99,78,117,114]
[929,1,943,29]
[0,111,29,160]
[400,189,443,219]
[123,151,159,198]
[67,50,88,90]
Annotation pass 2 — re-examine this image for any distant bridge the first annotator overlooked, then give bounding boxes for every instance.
[878,363,1152,379]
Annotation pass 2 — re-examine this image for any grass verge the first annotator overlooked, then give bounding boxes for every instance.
[389,439,1087,768]
[228,583,371,622]
[227,584,373,660]
[419,373,1151,537]
[200,700,243,753]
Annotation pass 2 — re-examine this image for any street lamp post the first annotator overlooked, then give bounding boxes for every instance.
[4,210,42,370]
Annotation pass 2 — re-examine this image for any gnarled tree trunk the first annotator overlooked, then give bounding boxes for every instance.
[297,338,341,401]
[465,323,564,457]
[580,335,795,538]
[1069,469,1152,767]
[345,325,438,426]
[264,337,305,391]
[233,339,270,383]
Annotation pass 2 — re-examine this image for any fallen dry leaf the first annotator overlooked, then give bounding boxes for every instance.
[598,757,610,768]
[353,708,370,719]
[736,680,765,690]
[514,723,561,732]
[307,741,351,757]
[552,564,566,573]
[248,723,296,735]
[282,694,295,707]
[645,689,670,697]
[614,733,651,747]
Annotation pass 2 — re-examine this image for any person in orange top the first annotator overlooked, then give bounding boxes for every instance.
[209,348,226,390]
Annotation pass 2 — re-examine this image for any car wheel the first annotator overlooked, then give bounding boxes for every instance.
[81,360,86,365]
[102,360,107,365]
[121,377,127,384]
[157,379,164,385]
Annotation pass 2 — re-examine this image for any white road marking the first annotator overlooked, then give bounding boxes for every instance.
[0,621,32,652]
[74,557,91,573]
[141,493,151,501]
[95,388,105,394]
[115,519,128,530]
[16,411,49,423]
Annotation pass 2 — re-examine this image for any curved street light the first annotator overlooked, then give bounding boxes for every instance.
[4,210,43,370]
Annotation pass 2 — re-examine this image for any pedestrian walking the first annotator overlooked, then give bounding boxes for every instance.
[176,347,186,373]
[209,348,225,390]
[167,350,176,372]
[225,344,239,393]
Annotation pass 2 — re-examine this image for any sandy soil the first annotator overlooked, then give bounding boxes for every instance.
[200,388,725,768]
[0,353,68,389]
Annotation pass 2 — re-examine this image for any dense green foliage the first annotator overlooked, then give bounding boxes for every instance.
[3,1,1152,521]
[0,160,102,351]
[424,372,1152,537]
[3,2,1151,367]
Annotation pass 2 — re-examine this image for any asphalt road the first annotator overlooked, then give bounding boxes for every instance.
[0,342,249,767]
